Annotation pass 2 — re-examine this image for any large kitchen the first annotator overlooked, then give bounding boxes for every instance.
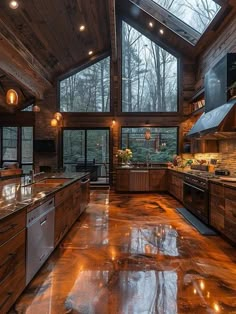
[0,0,236,313]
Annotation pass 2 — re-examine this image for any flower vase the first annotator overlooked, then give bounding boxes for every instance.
[121,160,130,168]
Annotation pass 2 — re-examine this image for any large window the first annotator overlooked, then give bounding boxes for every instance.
[0,126,33,172]
[121,127,178,163]
[122,22,178,112]
[59,57,110,112]
[152,0,220,35]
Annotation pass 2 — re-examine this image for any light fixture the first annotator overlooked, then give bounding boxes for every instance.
[9,0,19,9]
[79,25,85,31]
[159,29,164,35]
[145,128,151,140]
[50,118,58,127]
[149,22,154,28]
[112,118,116,125]
[54,112,63,121]
[88,50,93,56]
[32,105,40,112]
[6,89,18,105]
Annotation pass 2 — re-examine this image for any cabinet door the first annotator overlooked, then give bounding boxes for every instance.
[54,202,69,247]
[0,229,26,314]
[224,187,236,244]
[149,170,167,191]
[209,183,225,232]
[116,170,130,192]
[191,139,218,153]
[129,170,149,191]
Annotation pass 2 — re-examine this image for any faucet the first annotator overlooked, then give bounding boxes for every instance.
[29,169,35,183]
[29,170,45,183]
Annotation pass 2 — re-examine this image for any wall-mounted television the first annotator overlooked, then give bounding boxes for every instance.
[34,139,56,153]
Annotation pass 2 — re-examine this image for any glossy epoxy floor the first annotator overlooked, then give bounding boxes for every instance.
[11,190,236,314]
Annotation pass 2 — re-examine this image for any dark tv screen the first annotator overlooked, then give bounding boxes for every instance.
[34,140,56,153]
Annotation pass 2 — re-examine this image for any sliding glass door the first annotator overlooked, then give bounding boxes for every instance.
[63,128,110,183]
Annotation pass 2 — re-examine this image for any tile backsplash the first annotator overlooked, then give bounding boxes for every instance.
[181,139,236,174]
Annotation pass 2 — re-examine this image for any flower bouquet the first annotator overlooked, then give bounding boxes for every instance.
[116,148,133,166]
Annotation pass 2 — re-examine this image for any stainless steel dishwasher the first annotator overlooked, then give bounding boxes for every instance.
[26,197,55,285]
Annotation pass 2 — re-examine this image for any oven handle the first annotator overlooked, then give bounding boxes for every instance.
[183,181,205,193]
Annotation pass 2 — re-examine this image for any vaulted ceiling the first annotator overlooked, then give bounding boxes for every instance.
[0,0,236,112]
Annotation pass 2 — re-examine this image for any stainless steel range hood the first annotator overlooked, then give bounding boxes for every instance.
[187,99,236,139]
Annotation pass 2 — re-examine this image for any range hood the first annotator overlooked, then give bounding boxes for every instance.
[187,99,236,139]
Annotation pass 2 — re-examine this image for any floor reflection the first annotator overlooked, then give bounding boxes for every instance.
[10,190,236,314]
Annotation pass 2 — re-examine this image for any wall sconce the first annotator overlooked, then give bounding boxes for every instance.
[32,104,40,112]
[112,118,116,125]
[6,89,18,105]
[51,112,63,127]
[50,118,58,127]
[144,128,151,140]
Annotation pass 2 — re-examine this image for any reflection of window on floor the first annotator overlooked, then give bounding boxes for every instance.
[121,127,178,163]
[63,129,109,183]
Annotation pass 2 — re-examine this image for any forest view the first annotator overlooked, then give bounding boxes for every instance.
[60,57,110,112]
[122,22,178,112]
[152,0,220,34]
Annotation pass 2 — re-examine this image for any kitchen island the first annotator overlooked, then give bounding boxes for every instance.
[0,172,90,313]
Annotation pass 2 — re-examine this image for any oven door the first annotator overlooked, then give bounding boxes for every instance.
[183,182,209,224]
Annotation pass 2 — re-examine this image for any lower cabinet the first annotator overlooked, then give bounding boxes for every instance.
[168,170,184,203]
[149,170,167,191]
[116,168,168,192]
[0,228,26,314]
[210,182,236,244]
[129,170,149,191]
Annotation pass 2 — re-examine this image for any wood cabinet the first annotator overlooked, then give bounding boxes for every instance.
[209,183,225,232]
[209,182,236,244]
[129,170,149,191]
[116,169,130,192]
[168,170,184,202]
[54,179,83,247]
[0,211,26,314]
[224,187,236,244]
[190,139,218,153]
[149,170,167,191]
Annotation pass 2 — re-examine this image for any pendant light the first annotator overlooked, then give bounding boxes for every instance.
[144,128,151,140]
[50,118,58,127]
[6,89,18,105]
[54,112,63,121]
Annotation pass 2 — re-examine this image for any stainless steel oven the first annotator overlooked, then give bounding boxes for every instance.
[183,174,209,224]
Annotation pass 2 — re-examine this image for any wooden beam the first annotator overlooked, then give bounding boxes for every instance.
[17,97,36,111]
[0,18,53,85]
[0,37,51,99]
[108,0,118,62]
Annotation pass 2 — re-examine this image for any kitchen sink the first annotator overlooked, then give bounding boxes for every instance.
[38,178,70,184]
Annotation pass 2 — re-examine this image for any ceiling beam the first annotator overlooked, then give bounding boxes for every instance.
[108,0,118,62]
[0,36,52,99]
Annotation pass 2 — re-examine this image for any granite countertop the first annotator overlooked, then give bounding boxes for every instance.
[0,172,89,221]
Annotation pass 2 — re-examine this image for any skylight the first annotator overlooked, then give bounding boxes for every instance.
[152,0,221,34]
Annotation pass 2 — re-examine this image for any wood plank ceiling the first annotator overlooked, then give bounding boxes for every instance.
[0,0,236,112]
[0,0,110,111]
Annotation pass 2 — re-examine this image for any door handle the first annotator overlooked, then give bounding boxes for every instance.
[40,217,47,226]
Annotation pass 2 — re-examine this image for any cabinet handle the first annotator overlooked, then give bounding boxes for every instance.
[0,223,18,234]
[0,292,12,309]
[40,217,47,226]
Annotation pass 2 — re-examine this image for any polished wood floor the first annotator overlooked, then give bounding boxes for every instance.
[10,190,236,314]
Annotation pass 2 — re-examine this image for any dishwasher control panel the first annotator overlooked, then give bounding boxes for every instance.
[27,197,55,226]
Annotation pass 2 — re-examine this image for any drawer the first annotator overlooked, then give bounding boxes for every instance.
[210,183,224,197]
[0,210,26,247]
[0,229,26,313]
[224,187,236,201]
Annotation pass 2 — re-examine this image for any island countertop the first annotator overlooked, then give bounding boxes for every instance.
[0,172,89,221]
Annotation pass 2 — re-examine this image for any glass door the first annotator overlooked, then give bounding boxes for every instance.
[63,128,110,184]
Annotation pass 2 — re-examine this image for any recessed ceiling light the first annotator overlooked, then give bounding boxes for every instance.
[159,29,164,35]
[79,25,85,31]
[9,0,19,9]
[88,50,93,56]
[149,22,154,28]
